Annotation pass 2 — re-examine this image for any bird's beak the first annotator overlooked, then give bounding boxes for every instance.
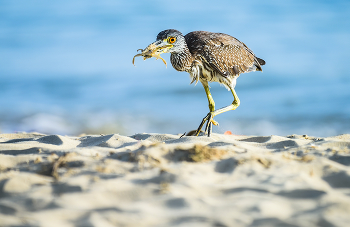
[150,39,173,54]
[132,40,173,67]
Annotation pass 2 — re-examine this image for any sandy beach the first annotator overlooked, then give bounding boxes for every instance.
[0,132,350,226]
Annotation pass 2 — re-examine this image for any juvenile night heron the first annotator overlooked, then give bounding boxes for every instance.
[133,29,265,137]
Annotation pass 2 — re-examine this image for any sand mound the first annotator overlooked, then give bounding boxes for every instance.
[1,132,350,226]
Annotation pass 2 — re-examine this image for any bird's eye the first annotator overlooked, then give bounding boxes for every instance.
[168,37,176,44]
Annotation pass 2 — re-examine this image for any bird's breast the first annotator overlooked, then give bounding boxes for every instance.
[170,52,193,72]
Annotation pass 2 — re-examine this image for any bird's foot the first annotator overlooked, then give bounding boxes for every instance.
[195,112,219,137]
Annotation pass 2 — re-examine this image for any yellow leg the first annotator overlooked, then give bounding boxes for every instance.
[195,84,240,137]
[213,87,240,116]
[204,83,215,112]
[195,83,215,136]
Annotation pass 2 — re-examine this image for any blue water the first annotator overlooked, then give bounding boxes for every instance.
[1,0,350,136]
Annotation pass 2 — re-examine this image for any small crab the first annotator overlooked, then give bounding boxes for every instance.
[132,42,172,67]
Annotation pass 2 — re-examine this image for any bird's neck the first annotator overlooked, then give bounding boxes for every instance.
[170,46,194,72]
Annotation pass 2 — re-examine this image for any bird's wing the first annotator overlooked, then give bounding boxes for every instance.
[203,34,262,77]
[186,31,262,77]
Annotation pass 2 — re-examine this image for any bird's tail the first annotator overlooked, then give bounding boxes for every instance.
[257,57,265,66]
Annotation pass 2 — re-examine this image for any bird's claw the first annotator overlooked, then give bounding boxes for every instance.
[211,118,219,126]
[195,112,218,137]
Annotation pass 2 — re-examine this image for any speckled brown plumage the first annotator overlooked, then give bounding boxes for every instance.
[185,31,264,77]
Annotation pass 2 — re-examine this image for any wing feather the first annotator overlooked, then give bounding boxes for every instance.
[185,31,263,77]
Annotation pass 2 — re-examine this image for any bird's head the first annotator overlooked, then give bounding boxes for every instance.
[154,29,186,54]
[132,29,186,66]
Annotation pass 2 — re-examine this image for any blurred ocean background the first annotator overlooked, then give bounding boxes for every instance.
[0,0,349,137]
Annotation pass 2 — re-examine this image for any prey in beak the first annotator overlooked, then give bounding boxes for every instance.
[132,40,173,67]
